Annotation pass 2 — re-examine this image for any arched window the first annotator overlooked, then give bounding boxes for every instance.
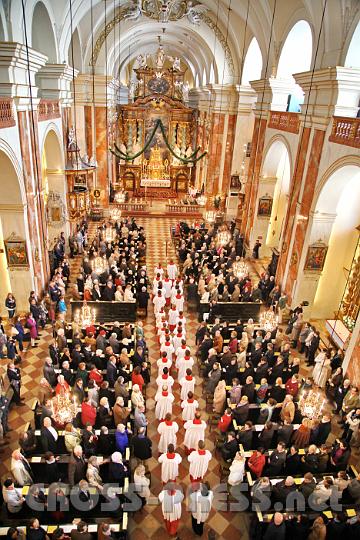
[345,21,360,68]
[31,2,57,62]
[241,37,262,86]
[277,20,312,79]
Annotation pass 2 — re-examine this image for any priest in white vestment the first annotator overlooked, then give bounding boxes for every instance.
[167,260,178,281]
[157,413,179,453]
[181,391,199,421]
[155,386,175,420]
[179,369,195,401]
[159,486,184,536]
[188,440,212,482]
[184,412,206,454]
[158,443,182,483]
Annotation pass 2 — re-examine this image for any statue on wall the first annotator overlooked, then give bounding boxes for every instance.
[182,82,190,101]
[136,54,148,68]
[172,57,181,71]
[155,46,166,69]
[123,0,143,21]
[172,144,182,166]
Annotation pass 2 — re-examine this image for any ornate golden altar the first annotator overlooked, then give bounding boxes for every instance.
[114,49,198,195]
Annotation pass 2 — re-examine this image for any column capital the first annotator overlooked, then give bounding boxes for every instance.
[250,77,298,114]
[36,63,78,107]
[294,67,360,122]
[0,42,47,109]
[189,84,246,114]
[74,73,118,107]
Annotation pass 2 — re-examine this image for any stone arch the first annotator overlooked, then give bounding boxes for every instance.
[31,1,58,62]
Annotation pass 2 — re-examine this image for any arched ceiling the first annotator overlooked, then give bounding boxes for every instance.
[8,0,360,87]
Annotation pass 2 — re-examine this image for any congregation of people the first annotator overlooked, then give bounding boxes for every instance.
[0,219,360,540]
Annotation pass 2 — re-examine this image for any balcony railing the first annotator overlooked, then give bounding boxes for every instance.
[38,99,61,121]
[0,98,16,128]
[166,203,203,215]
[268,111,300,134]
[329,116,360,148]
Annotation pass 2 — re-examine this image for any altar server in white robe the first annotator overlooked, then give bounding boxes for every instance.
[163,275,172,306]
[155,386,175,420]
[173,331,185,353]
[160,338,174,358]
[179,368,195,401]
[167,260,178,281]
[159,329,172,346]
[155,309,166,327]
[172,290,184,312]
[158,443,182,483]
[184,412,207,454]
[175,340,187,361]
[176,311,187,328]
[189,482,214,536]
[152,274,162,295]
[181,391,199,422]
[153,290,166,314]
[156,367,175,393]
[159,486,184,536]
[158,413,179,454]
[176,350,194,381]
[188,440,212,482]
[157,352,173,375]
[168,305,179,332]
[154,263,164,278]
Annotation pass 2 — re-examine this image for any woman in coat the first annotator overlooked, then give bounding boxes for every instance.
[26,313,37,347]
[292,417,312,449]
[213,380,226,414]
[86,455,104,492]
[115,423,130,454]
[5,293,16,319]
[113,396,130,426]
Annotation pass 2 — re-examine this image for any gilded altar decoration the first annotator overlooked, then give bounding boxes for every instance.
[4,234,29,268]
[298,389,327,420]
[111,44,205,195]
[340,233,360,331]
[304,241,328,271]
[76,301,96,328]
[123,1,207,24]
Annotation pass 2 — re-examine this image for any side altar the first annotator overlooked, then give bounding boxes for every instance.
[112,47,201,196]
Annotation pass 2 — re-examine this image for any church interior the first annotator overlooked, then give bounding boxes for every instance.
[0,0,359,539]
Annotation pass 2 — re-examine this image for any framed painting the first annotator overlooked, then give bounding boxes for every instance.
[5,239,29,267]
[230,175,241,189]
[304,242,328,271]
[258,195,273,217]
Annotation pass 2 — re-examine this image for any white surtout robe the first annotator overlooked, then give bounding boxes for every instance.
[181,399,199,421]
[157,421,179,453]
[158,452,182,482]
[176,356,194,380]
[159,489,184,521]
[155,392,175,420]
[188,449,212,480]
[179,376,195,401]
[156,374,175,393]
[184,420,206,450]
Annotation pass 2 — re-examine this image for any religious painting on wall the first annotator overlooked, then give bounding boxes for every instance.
[4,238,29,267]
[304,242,328,271]
[258,195,273,217]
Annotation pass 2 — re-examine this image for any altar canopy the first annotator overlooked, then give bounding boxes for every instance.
[115,47,200,195]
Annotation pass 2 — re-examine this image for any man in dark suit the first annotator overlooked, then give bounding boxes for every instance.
[131,427,152,461]
[102,282,115,301]
[43,357,57,387]
[70,521,92,540]
[221,432,238,462]
[41,417,58,453]
[68,446,87,485]
[106,357,118,388]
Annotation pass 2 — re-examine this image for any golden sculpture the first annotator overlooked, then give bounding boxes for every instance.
[142,145,169,180]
